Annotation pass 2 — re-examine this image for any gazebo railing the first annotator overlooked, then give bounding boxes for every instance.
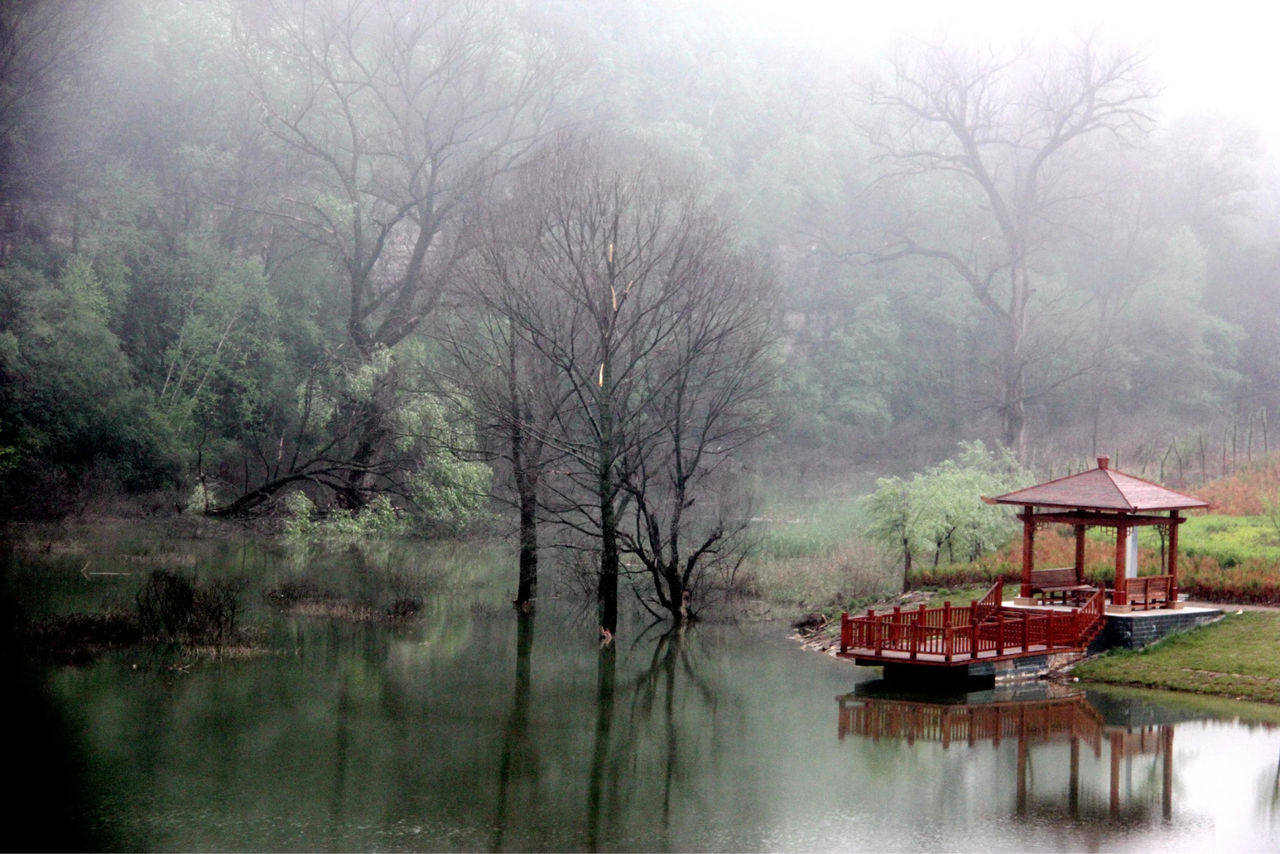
[839,580,1106,662]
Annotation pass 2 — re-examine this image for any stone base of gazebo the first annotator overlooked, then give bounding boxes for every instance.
[1103,602,1184,614]
[1094,605,1221,650]
[1003,599,1222,651]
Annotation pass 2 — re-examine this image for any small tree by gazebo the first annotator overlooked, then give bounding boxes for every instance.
[988,456,1208,612]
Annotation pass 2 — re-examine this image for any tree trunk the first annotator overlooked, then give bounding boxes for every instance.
[901,538,912,593]
[598,479,619,637]
[597,340,618,637]
[516,483,538,608]
[510,376,539,609]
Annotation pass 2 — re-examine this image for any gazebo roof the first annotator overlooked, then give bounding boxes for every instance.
[991,456,1208,514]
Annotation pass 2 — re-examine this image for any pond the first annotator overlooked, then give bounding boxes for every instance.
[5,524,1280,851]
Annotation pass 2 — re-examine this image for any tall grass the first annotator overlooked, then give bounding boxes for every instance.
[751,498,864,559]
[742,495,899,610]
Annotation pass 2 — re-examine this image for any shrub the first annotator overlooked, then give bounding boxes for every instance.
[186,481,217,514]
[135,569,244,646]
[283,492,409,541]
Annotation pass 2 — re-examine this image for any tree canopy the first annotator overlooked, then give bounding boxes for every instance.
[1,0,1277,623]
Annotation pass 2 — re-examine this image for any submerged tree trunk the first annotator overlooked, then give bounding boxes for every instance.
[598,458,620,638]
[515,471,538,609]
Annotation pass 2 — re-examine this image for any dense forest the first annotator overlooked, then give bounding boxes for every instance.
[3,0,1279,618]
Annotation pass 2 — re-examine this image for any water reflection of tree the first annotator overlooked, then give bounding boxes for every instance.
[630,627,717,834]
[586,641,618,851]
[583,624,734,850]
[1253,741,1280,821]
[491,611,537,852]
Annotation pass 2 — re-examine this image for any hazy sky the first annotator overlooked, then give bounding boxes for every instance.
[726,0,1280,149]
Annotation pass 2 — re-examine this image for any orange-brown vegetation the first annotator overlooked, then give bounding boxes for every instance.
[1191,454,1280,515]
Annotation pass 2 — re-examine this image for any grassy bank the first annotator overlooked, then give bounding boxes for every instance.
[742,494,898,615]
[1073,611,1280,704]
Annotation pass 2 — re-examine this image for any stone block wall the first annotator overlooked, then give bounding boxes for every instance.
[1095,609,1223,652]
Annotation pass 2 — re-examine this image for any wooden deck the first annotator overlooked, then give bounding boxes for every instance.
[837,579,1106,668]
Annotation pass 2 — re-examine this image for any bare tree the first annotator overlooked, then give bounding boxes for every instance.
[0,0,117,232]
[223,0,573,510]
[439,207,574,609]
[855,34,1156,456]
[481,135,777,634]
[616,234,776,624]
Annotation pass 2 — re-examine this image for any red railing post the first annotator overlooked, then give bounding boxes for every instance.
[997,616,1005,655]
[840,612,851,654]
[918,603,928,655]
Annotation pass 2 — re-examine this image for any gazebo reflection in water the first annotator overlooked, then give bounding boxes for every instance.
[836,684,1175,822]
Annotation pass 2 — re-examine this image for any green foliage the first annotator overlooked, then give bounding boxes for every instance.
[0,255,178,510]
[0,0,1277,534]
[779,294,899,448]
[858,441,1033,577]
[1263,495,1280,542]
[281,492,318,539]
[858,475,916,573]
[154,247,283,445]
[411,455,492,534]
[283,492,409,541]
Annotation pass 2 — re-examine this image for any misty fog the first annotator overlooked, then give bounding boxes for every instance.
[2,0,1277,521]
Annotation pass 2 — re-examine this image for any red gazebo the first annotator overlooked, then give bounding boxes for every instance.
[989,456,1208,612]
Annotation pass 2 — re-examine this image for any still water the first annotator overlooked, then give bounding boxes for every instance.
[6,525,1280,851]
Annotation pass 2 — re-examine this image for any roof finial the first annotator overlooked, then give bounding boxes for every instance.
[1097,455,1110,470]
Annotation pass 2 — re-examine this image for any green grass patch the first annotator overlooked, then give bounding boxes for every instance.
[1074,612,1280,704]
[913,585,994,609]
[751,497,863,559]
[1148,514,1280,567]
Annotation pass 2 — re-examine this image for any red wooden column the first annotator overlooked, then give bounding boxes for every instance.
[1113,522,1129,609]
[1168,510,1181,606]
[1017,508,1036,603]
[1073,524,1087,586]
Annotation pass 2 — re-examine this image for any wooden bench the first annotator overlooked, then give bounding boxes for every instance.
[1030,567,1094,605]
[1126,574,1173,610]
